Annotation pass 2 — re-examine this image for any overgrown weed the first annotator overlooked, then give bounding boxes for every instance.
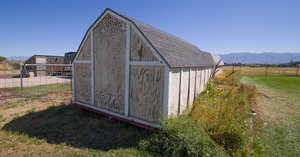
[141,73,265,157]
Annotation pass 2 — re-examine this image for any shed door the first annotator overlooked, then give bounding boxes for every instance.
[93,14,127,114]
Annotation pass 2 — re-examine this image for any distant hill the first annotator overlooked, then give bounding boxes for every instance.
[7,56,29,61]
[220,52,300,64]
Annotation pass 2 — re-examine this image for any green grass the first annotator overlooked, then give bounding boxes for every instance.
[9,83,71,95]
[241,75,300,157]
[7,83,71,101]
[242,75,300,94]
[0,115,5,123]
[5,102,25,109]
[1,104,152,157]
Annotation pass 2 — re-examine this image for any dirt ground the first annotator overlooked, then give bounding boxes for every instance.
[0,70,19,79]
[0,76,71,88]
[0,86,149,157]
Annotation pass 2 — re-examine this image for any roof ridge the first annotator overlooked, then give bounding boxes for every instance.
[107,8,204,53]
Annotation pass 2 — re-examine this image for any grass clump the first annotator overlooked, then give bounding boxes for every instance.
[191,74,262,156]
[139,116,228,157]
[5,102,25,109]
[140,74,263,157]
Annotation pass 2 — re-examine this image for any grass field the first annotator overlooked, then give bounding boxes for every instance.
[0,84,152,157]
[241,75,300,157]
[223,66,299,76]
[0,74,299,156]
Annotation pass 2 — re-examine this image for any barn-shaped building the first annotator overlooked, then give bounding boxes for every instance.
[72,8,217,128]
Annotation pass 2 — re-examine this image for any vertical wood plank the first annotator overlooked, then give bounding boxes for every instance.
[189,68,196,106]
[180,68,189,114]
[169,69,180,116]
[124,23,130,116]
[163,66,170,120]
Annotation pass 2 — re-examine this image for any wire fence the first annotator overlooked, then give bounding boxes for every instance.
[0,64,72,102]
[223,65,300,76]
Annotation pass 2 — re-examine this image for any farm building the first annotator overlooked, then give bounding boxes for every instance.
[24,55,64,76]
[72,8,220,128]
[64,52,77,64]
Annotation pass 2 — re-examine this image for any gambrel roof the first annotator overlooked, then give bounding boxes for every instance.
[77,8,216,68]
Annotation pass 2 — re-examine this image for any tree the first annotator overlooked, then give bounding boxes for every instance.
[0,56,6,62]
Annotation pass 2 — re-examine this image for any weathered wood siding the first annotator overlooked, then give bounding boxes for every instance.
[179,69,189,114]
[129,66,164,122]
[130,28,158,61]
[199,68,204,93]
[168,67,214,117]
[188,68,196,106]
[74,63,92,104]
[169,69,180,116]
[77,33,91,60]
[93,14,126,114]
[195,68,202,96]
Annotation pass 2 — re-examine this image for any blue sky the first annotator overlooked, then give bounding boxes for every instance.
[0,0,299,57]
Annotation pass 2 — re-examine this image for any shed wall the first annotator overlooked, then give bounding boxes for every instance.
[130,29,158,61]
[168,66,214,117]
[74,63,92,104]
[179,69,189,114]
[77,33,91,60]
[129,65,164,122]
[169,69,180,116]
[93,14,127,114]
[188,68,196,106]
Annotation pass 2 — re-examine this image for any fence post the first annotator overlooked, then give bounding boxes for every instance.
[20,63,23,89]
[297,64,299,76]
[240,65,242,74]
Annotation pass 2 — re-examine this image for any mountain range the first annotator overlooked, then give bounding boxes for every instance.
[220,52,300,64]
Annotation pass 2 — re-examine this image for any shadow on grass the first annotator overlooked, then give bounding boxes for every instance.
[2,104,152,151]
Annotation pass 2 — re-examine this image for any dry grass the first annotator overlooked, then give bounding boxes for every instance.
[0,85,151,157]
[190,74,261,156]
[223,66,299,76]
[0,64,12,71]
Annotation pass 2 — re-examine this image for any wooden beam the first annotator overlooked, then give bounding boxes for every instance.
[124,24,130,116]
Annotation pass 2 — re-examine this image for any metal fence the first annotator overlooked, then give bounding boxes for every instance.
[223,65,300,76]
[0,64,72,102]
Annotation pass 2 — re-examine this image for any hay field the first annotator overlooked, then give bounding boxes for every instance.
[223,66,299,76]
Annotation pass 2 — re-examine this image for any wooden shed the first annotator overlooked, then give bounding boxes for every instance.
[72,8,217,128]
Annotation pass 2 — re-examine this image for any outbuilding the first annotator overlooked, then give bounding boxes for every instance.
[24,55,64,76]
[72,8,218,128]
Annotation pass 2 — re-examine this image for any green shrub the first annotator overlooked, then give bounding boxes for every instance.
[0,56,6,62]
[139,116,228,157]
